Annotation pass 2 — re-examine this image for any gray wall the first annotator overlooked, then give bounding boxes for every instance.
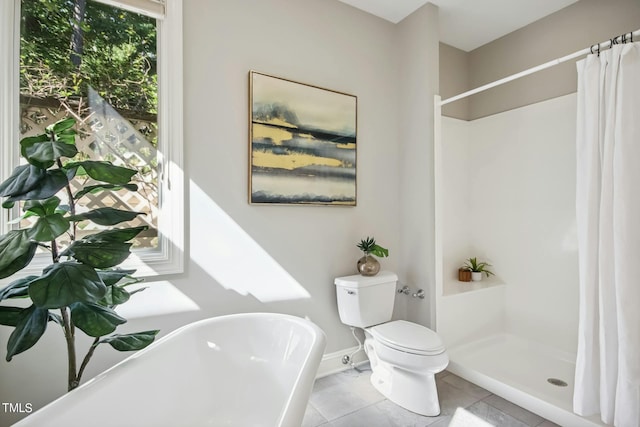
[441,0,640,120]
[439,43,469,120]
[0,0,440,424]
[397,3,440,327]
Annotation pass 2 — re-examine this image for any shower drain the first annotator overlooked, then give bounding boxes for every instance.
[547,378,568,387]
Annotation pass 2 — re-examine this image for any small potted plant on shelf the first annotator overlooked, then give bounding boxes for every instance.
[462,257,494,282]
[356,237,388,276]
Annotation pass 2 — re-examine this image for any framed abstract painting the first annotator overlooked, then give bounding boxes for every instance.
[249,71,357,205]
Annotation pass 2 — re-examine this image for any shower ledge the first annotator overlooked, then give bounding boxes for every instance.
[443,276,505,296]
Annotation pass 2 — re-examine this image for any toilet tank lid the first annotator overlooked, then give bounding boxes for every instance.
[334,271,398,288]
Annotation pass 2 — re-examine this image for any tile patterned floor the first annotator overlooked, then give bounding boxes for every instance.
[303,364,560,427]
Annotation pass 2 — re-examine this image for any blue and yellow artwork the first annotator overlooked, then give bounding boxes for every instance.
[249,72,357,205]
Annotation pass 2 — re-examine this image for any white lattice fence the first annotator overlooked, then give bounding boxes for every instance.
[19,98,159,249]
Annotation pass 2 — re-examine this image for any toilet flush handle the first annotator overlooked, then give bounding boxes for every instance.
[412,289,425,299]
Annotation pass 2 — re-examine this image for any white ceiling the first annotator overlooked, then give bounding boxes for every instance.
[336,0,579,51]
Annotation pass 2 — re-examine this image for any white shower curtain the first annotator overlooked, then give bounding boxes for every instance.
[574,43,640,427]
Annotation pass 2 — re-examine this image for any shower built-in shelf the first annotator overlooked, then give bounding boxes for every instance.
[443,276,505,296]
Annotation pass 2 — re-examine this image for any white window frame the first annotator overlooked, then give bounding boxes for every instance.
[0,0,184,278]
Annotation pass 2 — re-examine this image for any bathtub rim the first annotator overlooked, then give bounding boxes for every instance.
[12,312,326,427]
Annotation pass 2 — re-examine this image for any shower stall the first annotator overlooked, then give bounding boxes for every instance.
[435,94,598,426]
[434,30,639,427]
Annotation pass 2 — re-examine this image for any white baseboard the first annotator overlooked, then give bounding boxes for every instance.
[316,345,370,378]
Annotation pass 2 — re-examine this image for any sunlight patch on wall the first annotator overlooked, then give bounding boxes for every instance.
[190,181,310,302]
[116,280,200,319]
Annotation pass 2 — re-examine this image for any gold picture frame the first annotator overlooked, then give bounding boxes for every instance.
[249,71,357,206]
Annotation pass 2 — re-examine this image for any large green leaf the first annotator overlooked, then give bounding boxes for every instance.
[6,305,48,361]
[126,285,147,296]
[99,330,159,351]
[85,226,147,244]
[0,306,60,327]
[23,196,61,217]
[97,269,137,286]
[65,161,137,185]
[5,169,69,203]
[70,302,126,337]
[28,214,70,242]
[64,241,132,269]
[24,140,78,169]
[0,249,38,280]
[0,307,24,327]
[0,165,46,197]
[74,183,138,200]
[19,134,51,169]
[370,244,389,258]
[28,262,106,309]
[99,285,131,306]
[0,276,38,301]
[50,117,76,134]
[67,208,145,226]
[0,231,38,279]
[55,130,76,145]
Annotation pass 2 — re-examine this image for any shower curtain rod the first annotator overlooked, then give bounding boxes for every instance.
[440,29,640,106]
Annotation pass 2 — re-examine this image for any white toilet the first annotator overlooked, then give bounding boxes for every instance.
[334,271,448,416]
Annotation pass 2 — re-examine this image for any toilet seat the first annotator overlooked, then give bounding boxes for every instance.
[368,320,445,356]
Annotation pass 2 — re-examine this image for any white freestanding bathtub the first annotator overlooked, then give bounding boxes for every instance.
[13,313,326,427]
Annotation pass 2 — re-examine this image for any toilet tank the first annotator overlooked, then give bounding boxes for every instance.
[334,271,398,328]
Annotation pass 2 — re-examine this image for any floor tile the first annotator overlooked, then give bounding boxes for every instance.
[328,405,395,427]
[482,394,544,426]
[374,399,446,426]
[306,364,557,427]
[302,403,328,427]
[449,407,494,427]
[466,400,530,427]
[435,369,451,380]
[309,371,384,421]
[441,373,493,400]
[427,416,453,427]
[313,373,349,393]
[436,378,485,417]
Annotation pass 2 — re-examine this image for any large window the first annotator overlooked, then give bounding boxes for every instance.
[1,0,183,277]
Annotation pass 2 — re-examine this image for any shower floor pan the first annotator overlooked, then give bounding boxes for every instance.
[446,333,605,427]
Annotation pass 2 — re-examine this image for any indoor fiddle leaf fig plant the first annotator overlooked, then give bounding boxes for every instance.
[0,117,159,391]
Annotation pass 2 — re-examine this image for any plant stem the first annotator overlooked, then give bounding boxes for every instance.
[56,156,80,391]
[76,337,100,386]
[57,158,77,240]
[50,239,59,263]
[60,307,78,391]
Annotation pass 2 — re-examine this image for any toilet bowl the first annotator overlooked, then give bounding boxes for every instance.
[334,272,449,416]
[365,320,448,416]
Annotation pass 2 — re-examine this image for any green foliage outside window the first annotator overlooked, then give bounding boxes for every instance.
[20,0,158,115]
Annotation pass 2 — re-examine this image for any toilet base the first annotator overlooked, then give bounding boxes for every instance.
[370,362,441,416]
